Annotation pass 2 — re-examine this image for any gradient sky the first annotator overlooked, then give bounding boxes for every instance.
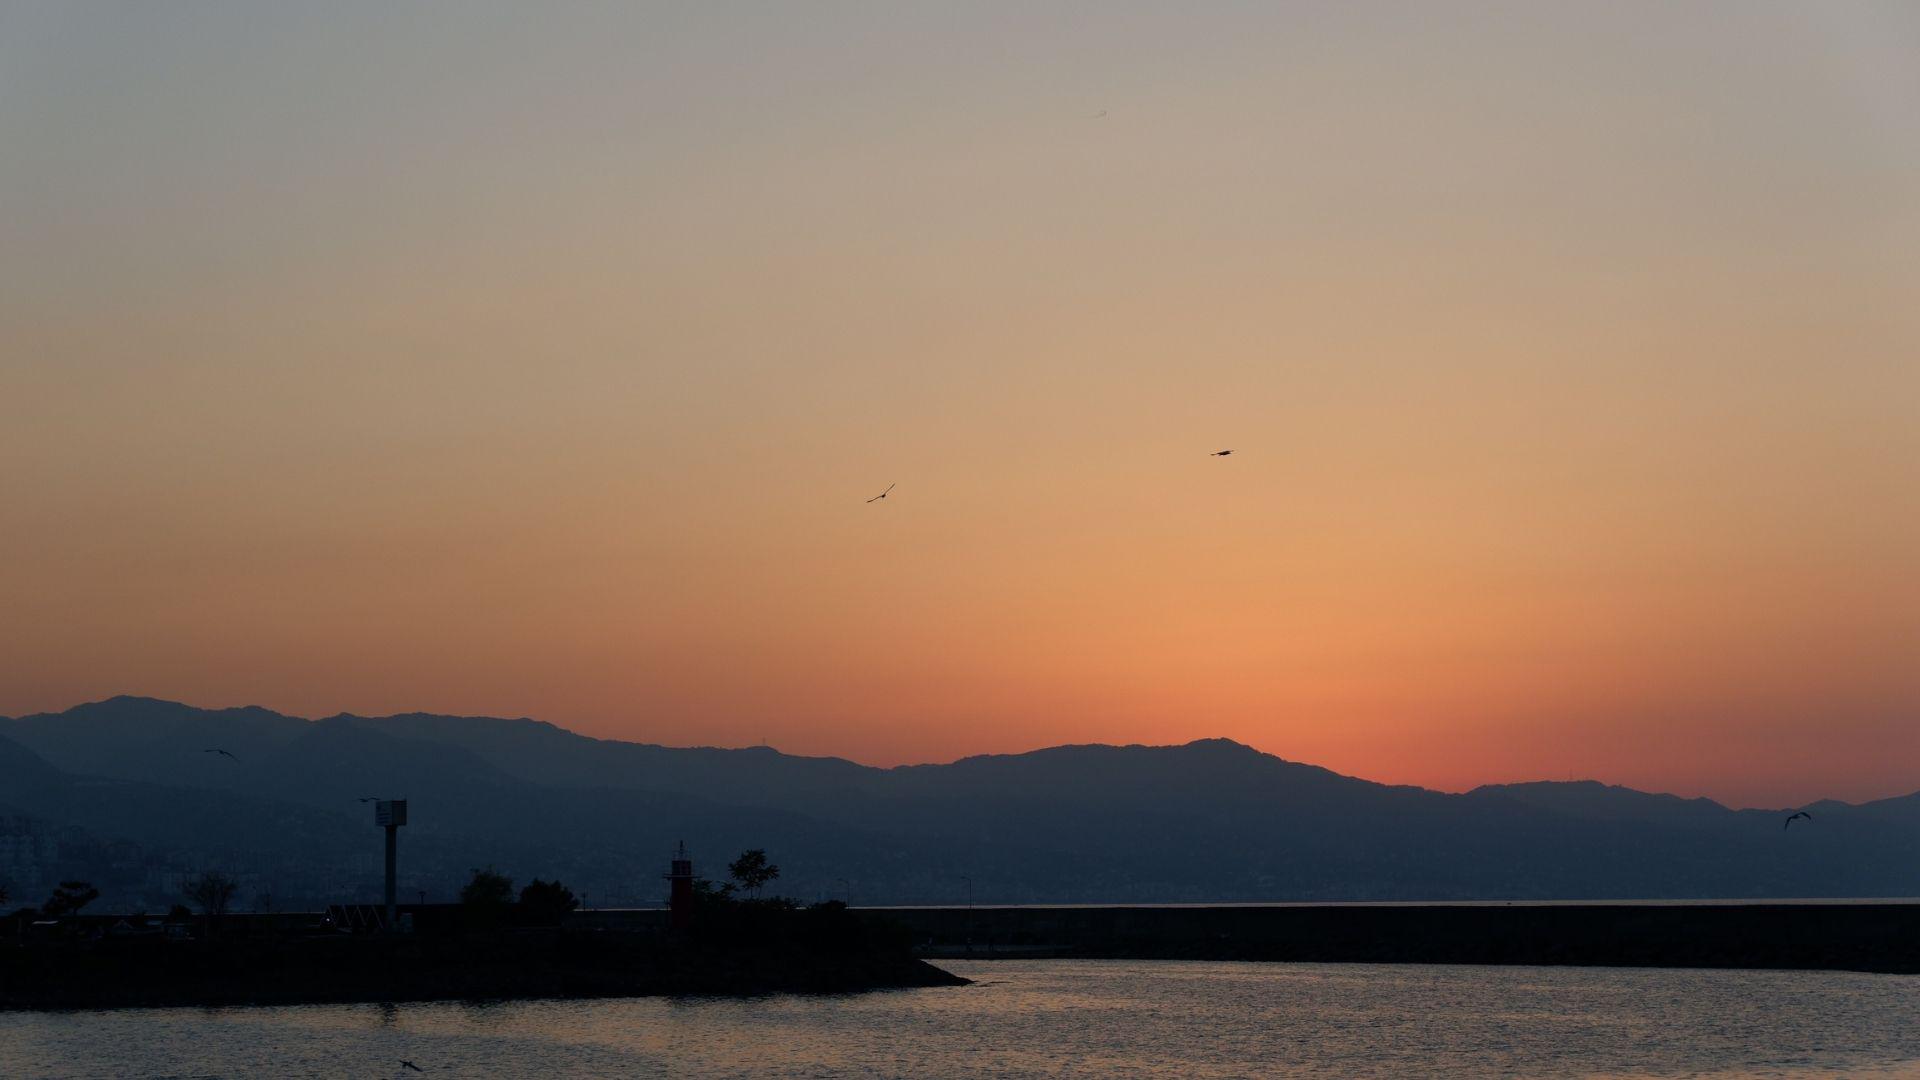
[3,3,1916,808]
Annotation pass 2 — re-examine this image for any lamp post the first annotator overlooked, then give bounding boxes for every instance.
[836,878,852,907]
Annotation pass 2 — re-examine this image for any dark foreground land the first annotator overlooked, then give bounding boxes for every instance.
[883,902,1920,973]
[0,913,965,1010]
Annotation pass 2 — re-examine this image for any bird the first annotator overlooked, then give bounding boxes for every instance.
[866,483,896,503]
[202,748,238,761]
[399,1061,424,1073]
[357,797,380,803]
[1784,810,1812,831]
[1093,109,1108,119]
[1209,449,1233,457]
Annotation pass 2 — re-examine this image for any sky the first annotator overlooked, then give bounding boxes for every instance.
[2,2,1916,808]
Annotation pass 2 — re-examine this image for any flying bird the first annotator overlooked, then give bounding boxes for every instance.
[1784,810,1812,831]
[1209,449,1233,457]
[866,483,896,503]
[202,748,238,761]
[1093,109,1108,119]
[400,1062,424,1073]
[358,797,380,803]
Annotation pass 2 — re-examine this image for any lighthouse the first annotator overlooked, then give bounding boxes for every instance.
[666,840,695,929]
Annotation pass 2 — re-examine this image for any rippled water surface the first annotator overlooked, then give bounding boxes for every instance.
[4,961,1919,1078]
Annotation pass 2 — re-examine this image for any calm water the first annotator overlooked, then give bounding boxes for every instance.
[4,961,1919,1079]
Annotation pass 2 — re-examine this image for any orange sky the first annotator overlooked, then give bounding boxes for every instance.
[2,4,1916,808]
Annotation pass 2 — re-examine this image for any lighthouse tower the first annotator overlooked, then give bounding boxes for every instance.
[666,840,695,929]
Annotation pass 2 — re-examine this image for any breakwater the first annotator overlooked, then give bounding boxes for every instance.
[0,914,964,1010]
[871,902,1920,973]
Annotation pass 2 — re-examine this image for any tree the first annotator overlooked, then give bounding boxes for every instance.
[518,878,579,925]
[727,849,780,899]
[462,867,514,907]
[186,872,239,919]
[41,880,99,918]
[461,867,514,929]
[693,878,735,901]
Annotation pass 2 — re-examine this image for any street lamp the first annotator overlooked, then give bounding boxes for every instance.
[836,878,852,906]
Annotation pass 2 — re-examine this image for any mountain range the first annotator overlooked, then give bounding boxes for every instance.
[2,696,1914,910]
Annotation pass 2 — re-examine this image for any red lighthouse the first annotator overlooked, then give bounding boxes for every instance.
[666,841,695,929]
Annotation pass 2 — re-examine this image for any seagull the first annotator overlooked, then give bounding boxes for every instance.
[1093,109,1108,119]
[400,1062,424,1073]
[1209,449,1233,457]
[358,797,380,803]
[866,483,896,503]
[202,749,238,761]
[1784,810,1812,831]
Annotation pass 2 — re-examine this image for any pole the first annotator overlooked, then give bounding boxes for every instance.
[384,824,398,928]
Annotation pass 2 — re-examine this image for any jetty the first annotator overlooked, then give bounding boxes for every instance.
[874,900,1920,973]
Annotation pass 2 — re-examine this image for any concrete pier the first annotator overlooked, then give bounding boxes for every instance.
[868,902,1920,973]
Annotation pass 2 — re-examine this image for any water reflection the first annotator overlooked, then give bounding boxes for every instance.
[3,961,1918,1079]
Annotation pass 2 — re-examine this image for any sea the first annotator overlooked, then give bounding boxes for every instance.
[3,959,1917,1078]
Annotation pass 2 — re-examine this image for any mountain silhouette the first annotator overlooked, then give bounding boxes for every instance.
[3,696,1916,907]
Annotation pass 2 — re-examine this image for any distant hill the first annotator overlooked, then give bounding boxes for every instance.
[4,696,1917,908]
[1464,780,1739,827]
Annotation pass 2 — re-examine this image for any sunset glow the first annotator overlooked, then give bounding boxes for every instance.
[3,3,1915,808]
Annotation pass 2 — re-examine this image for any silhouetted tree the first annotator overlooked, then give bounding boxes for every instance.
[461,867,514,907]
[41,880,99,918]
[0,881,8,907]
[518,878,579,925]
[461,867,513,928]
[184,872,238,938]
[166,904,193,922]
[692,877,736,905]
[186,873,238,918]
[728,849,780,899]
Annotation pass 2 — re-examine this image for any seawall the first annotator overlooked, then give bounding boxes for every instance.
[866,902,1920,973]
